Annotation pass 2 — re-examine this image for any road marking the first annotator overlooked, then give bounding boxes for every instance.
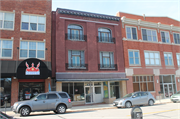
[127,109,180,116]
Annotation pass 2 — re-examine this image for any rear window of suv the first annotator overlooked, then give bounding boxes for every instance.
[59,93,68,98]
[47,94,58,99]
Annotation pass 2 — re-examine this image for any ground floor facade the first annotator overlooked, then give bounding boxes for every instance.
[126,67,180,99]
[55,72,127,105]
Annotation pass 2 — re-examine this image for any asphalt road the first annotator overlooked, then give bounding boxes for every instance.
[10,103,180,119]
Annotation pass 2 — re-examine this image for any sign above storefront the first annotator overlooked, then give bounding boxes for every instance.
[17,58,49,79]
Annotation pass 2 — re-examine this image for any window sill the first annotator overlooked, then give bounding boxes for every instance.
[67,39,85,42]
[68,67,87,69]
[98,41,115,44]
[100,67,115,69]
[20,30,46,33]
[145,65,161,66]
[129,64,141,66]
[0,57,13,59]
[0,28,14,31]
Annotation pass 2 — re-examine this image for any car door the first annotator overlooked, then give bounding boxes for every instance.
[140,92,148,104]
[131,93,141,105]
[32,94,48,111]
[46,93,59,110]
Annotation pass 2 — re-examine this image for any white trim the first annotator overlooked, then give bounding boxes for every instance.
[163,52,174,66]
[125,25,138,40]
[0,39,13,59]
[60,17,119,26]
[20,13,46,33]
[128,49,141,66]
[144,50,161,66]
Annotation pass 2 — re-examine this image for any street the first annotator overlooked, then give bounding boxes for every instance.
[7,103,180,119]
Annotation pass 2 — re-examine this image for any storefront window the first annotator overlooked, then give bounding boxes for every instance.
[103,82,108,98]
[62,83,84,102]
[0,78,11,108]
[19,82,44,101]
[110,82,119,99]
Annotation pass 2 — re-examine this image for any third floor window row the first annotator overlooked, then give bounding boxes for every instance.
[125,26,180,44]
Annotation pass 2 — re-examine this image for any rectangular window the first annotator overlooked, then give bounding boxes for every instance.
[20,41,45,59]
[164,52,173,66]
[68,50,85,67]
[0,40,13,58]
[100,52,114,68]
[128,50,140,65]
[110,82,119,99]
[142,29,157,42]
[173,33,180,44]
[144,51,160,65]
[21,14,45,32]
[177,54,180,66]
[126,26,137,40]
[133,76,154,92]
[161,31,170,43]
[0,12,14,29]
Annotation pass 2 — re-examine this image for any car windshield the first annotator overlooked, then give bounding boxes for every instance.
[123,93,134,98]
[176,91,180,94]
[30,95,38,100]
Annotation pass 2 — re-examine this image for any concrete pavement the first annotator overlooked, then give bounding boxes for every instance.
[0,98,172,118]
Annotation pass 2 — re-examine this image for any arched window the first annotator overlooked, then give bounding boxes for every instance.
[68,24,83,40]
[98,28,112,42]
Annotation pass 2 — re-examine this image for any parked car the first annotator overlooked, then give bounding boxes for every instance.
[113,91,155,108]
[171,91,180,103]
[11,91,72,116]
[0,93,4,106]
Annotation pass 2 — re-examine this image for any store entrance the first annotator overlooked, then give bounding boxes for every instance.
[19,82,45,101]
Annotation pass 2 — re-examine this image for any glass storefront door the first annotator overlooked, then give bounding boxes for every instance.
[163,83,174,98]
[85,87,93,103]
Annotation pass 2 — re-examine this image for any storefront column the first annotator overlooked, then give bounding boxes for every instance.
[120,81,127,98]
[56,82,62,91]
[45,78,51,92]
[11,77,19,106]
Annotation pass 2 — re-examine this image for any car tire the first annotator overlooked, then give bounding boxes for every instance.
[20,106,31,116]
[53,110,58,114]
[148,99,154,106]
[57,104,66,114]
[125,101,132,108]
[173,101,177,103]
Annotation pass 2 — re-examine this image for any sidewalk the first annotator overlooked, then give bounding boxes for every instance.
[0,98,172,117]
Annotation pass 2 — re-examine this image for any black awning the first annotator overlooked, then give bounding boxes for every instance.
[56,78,129,82]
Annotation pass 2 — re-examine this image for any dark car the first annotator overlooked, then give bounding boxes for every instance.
[0,93,4,106]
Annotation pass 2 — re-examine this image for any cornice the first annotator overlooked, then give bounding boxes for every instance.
[121,16,180,32]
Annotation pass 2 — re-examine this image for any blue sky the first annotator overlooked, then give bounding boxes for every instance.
[52,0,180,21]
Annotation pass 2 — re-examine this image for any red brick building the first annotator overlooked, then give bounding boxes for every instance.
[117,12,180,99]
[0,0,52,106]
[52,8,127,105]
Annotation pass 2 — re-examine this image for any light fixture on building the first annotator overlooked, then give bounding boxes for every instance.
[178,79,179,82]
[14,77,16,79]
[157,79,159,83]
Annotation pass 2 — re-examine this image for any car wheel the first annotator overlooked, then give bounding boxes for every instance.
[173,101,177,103]
[148,99,154,106]
[20,106,31,116]
[125,101,132,108]
[57,104,66,114]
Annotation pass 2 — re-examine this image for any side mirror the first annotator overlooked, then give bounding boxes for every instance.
[34,98,37,101]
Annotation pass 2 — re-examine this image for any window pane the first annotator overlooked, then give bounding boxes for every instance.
[168,54,172,59]
[145,52,149,58]
[72,51,80,55]
[38,16,45,24]
[129,51,133,57]
[133,83,140,92]
[2,40,12,48]
[134,52,139,58]
[29,42,36,50]
[30,23,37,30]
[20,49,27,57]
[0,12,3,20]
[150,53,154,58]
[165,59,168,65]
[142,29,147,41]
[2,49,11,57]
[37,50,44,58]
[132,28,137,40]
[22,15,29,22]
[148,82,154,91]
[155,59,160,65]
[169,59,173,65]
[140,83,147,91]
[22,22,29,30]
[145,59,150,64]
[0,20,2,28]
[155,53,159,58]
[58,93,68,98]
[4,13,14,21]
[38,24,45,31]
[129,58,134,64]
[29,50,36,57]
[48,94,58,99]
[30,16,37,23]
[37,42,45,50]
[150,59,155,64]
[0,40,1,48]
[37,94,46,100]
[20,41,28,49]
[135,58,139,64]
[4,21,13,29]
[95,87,101,94]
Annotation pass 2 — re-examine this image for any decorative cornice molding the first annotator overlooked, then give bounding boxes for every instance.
[121,17,180,32]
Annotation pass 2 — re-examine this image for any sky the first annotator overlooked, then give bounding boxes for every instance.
[52,0,180,21]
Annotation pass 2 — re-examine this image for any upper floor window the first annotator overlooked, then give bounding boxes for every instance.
[144,51,160,65]
[126,26,137,40]
[161,31,170,43]
[0,12,14,30]
[100,52,114,68]
[20,41,45,59]
[0,40,13,58]
[177,53,180,66]
[142,29,157,42]
[128,50,140,65]
[173,33,180,44]
[164,52,173,66]
[68,50,85,67]
[67,24,84,41]
[98,28,114,43]
[21,14,46,32]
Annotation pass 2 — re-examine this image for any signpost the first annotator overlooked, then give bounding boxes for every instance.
[131,106,143,119]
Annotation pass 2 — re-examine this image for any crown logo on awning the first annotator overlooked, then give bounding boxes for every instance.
[25,62,40,75]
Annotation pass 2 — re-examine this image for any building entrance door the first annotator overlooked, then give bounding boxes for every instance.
[85,87,93,103]
[163,83,174,98]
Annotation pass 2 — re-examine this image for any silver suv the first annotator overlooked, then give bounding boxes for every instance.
[12,91,72,116]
